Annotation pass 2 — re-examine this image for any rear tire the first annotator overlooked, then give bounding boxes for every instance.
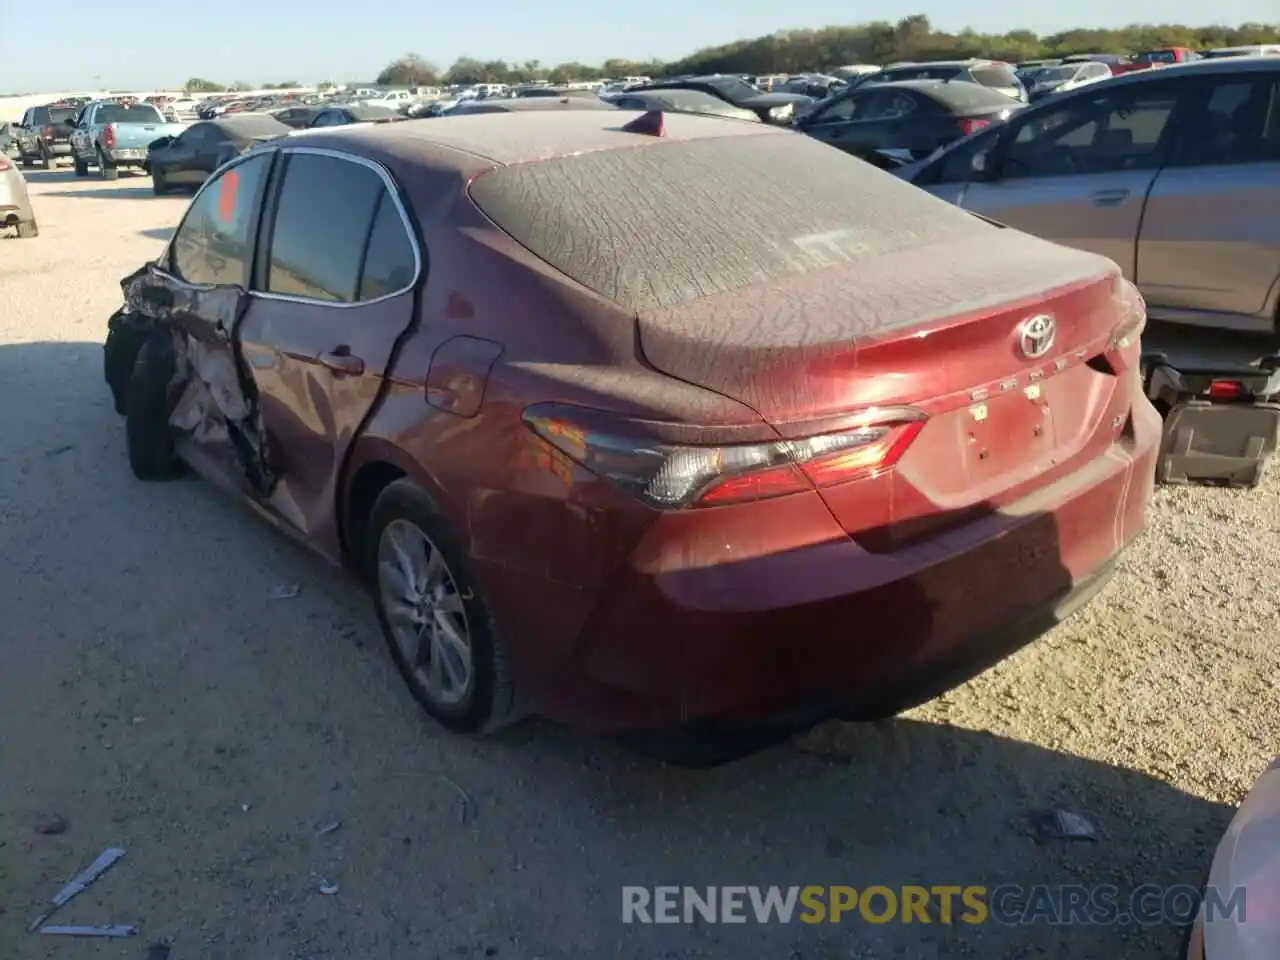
[368,480,516,735]
[98,149,119,181]
[73,156,88,177]
[151,170,169,196]
[125,331,184,481]
[40,146,55,170]
[15,219,38,239]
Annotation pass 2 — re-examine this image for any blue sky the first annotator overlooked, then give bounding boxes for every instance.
[1,0,1274,90]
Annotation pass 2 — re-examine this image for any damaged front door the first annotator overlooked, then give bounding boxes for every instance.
[236,149,421,560]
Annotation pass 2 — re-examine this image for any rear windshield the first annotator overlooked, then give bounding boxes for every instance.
[48,108,77,123]
[96,104,164,124]
[469,133,986,313]
[869,66,964,83]
[928,82,1019,110]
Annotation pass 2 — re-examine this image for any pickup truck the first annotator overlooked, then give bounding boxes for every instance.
[14,102,79,169]
[68,101,187,181]
[1112,48,1200,74]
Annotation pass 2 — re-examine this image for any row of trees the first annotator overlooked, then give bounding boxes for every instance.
[174,17,1280,93]
[371,17,1280,87]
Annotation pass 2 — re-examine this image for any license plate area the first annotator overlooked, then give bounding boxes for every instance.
[965,383,1053,479]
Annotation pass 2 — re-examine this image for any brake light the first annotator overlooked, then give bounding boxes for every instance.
[0,156,9,171]
[1108,275,1147,352]
[1207,380,1243,400]
[522,405,926,509]
[102,124,116,148]
[957,118,991,136]
[43,126,53,139]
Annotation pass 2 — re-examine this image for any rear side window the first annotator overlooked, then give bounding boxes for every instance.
[358,194,417,300]
[169,153,272,287]
[265,154,383,302]
[1168,78,1280,166]
[264,153,416,303]
[469,132,986,313]
[971,65,1019,88]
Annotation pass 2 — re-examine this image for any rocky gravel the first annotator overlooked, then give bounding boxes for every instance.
[1,168,1277,959]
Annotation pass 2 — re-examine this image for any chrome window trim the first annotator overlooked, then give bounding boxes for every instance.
[157,144,423,309]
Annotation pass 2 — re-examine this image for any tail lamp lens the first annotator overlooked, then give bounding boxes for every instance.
[1207,380,1243,400]
[522,408,926,510]
[958,118,991,136]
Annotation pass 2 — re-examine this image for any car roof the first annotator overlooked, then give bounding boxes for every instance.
[883,60,995,69]
[1097,55,1280,84]
[453,97,617,113]
[285,109,785,168]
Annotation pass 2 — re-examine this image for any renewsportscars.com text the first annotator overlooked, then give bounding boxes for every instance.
[621,884,1244,926]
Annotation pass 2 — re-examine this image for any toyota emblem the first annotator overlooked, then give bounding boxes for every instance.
[1017,314,1056,360]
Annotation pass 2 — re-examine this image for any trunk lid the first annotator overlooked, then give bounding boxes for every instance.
[637,229,1135,534]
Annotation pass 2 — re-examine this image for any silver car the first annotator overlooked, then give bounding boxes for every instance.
[900,57,1280,334]
[0,154,37,238]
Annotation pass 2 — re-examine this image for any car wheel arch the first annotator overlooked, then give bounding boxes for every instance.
[339,440,453,577]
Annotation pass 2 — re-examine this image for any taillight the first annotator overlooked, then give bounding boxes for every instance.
[522,405,926,509]
[0,156,9,171]
[1207,380,1244,400]
[102,124,116,148]
[1108,275,1147,353]
[958,117,991,136]
[43,126,53,139]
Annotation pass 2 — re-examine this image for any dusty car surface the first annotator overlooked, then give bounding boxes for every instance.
[104,111,1160,764]
[0,155,38,238]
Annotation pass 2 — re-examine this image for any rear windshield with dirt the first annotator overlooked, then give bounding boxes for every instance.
[468,133,989,313]
[95,105,164,124]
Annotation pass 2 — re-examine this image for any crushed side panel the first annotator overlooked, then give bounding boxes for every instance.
[120,264,278,495]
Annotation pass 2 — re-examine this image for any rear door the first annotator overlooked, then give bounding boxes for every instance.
[163,125,207,184]
[237,148,421,555]
[802,89,918,156]
[1136,72,1280,320]
[955,78,1188,278]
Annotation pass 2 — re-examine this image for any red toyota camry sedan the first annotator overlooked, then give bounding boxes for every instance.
[104,109,1159,764]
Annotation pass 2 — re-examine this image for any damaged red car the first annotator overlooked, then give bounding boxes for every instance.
[103,111,1160,765]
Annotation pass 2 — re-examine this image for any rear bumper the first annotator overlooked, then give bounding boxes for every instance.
[508,394,1161,734]
[103,148,148,166]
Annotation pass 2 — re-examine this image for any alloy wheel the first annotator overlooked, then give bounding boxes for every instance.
[376,518,473,707]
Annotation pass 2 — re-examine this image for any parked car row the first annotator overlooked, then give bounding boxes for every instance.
[898,55,1280,335]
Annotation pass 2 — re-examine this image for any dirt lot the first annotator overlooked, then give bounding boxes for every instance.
[2,168,1278,960]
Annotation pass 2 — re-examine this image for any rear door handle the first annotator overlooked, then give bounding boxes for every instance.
[318,347,365,376]
[1092,189,1130,206]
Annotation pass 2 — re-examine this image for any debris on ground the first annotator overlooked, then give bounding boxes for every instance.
[146,944,172,960]
[1030,809,1099,843]
[318,879,339,896]
[34,812,68,836]
[45,445,74,458]
[441,775,477,825]
[240,804,251,813]
[39,924,137,938]
[316,819,342,836]
[28,847,127,931]
[270,583,301,600]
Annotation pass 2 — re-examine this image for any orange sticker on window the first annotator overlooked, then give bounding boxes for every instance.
[217,170,240,223]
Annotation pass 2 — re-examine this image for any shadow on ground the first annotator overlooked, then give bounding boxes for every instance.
[139,227,173,241]
[0,340,1238,960]
[38,184,156,200]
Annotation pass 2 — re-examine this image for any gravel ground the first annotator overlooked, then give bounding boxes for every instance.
[2,168,1278,960]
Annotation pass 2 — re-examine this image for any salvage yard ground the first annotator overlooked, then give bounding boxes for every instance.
[1,168,1278,959]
